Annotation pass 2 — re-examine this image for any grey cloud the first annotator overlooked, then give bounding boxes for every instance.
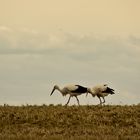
[0,28,140,75]
[0,27,140,57]
[128,35,140,46]
[1,29,140,74]
[0,28,140,105]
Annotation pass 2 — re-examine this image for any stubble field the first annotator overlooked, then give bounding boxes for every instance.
[0,104,140,140]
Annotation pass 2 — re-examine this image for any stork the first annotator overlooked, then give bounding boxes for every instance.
[86,84,115,105]
[50,84,91,105]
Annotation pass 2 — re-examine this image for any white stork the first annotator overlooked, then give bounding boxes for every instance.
[50,84,91,105]
[86,84,115,105]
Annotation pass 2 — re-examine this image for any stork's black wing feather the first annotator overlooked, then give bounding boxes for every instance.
[71,85,88,93]
[102,87,115,94]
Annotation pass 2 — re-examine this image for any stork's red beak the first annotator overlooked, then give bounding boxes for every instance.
[50,87,55,96]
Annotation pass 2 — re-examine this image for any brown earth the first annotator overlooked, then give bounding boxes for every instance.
[0,104,140,140]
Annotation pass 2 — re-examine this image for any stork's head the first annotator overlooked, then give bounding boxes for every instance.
[50,85,59,96]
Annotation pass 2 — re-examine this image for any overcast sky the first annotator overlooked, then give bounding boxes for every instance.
[0,0,140,105]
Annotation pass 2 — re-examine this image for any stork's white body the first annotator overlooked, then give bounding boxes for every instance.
[50,84,90,105]
[59,84,87,96]
[88,84,115,105]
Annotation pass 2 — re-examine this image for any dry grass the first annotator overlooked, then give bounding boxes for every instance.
[0,104,140,140]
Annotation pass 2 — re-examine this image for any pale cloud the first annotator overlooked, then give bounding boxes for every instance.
[0,26,13,32]
[0,0,140,35]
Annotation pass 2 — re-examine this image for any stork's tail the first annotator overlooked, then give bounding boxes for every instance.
[109,87,115,94]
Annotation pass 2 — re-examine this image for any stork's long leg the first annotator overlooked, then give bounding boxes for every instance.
[102,97,105,103]
[65,96,71,106]
[75,96,80,106]
[98,96,102,105]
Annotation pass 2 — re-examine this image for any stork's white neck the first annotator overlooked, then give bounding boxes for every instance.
[55,86,67,96]
[55,86,62,92]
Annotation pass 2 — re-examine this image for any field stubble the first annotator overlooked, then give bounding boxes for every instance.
[0,104,140,140]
